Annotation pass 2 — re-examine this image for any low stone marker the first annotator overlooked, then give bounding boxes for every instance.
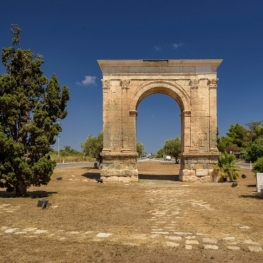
[196,169,208,177]
[37,199,49,209]
[256,173,263,193]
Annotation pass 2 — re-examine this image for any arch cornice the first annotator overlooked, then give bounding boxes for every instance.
[132,80,190,112]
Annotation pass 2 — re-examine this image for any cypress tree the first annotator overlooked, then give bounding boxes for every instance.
[0,25,70,196]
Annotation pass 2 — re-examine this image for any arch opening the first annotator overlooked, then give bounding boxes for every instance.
[136,93,181,181]
[137,93,181,155]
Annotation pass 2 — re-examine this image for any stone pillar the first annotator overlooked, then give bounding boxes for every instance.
[181,110,191,154]
[101,79,111,151]
[121,79,132,151]
[179,78,220,182]
[209,78,219,152]
[100,79,138,182]
[129,110,138,152]
[189,80,199,152]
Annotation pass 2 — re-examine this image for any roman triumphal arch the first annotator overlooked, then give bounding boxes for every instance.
[98,59,222,182]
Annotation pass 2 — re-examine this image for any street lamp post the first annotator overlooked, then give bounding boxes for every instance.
[58,136,60,158]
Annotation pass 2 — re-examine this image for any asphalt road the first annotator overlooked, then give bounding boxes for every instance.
[237,162,253,170]
[55,160,253,170]
[56,162,94,169]
[55,158,173,169]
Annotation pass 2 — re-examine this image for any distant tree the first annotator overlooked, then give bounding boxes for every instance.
[60,146,80,157]
[226,144,239,154]
[217,136,233,153]
[245,121,263,142]
[136,142,144,158]
[163,137,181,163]
[226,123,250,148]
[0,25,70,196]
[245,138,263,163]
[81,132,103,159]
[217,123,252,153]
[156,147,164,158]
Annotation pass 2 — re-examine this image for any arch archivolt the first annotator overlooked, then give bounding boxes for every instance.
[131,80,190,112]
[98,59,222,183]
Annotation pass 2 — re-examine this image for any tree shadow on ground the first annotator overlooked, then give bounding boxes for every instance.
[81,172,100,181]
[28,191,57,198]
[0,190,57,198]
[139,174,180,181]
[239,194,263,199]
[80,171,180,182]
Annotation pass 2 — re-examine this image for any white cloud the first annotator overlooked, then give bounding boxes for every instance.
[153,43,184,51]
[172,43,184,49]
[153,45,161,51]
[77,75,96,86]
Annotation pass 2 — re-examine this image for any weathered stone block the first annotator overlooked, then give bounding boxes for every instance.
[196,169,209,176]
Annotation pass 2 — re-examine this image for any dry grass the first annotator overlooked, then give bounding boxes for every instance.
[0,161,262,262]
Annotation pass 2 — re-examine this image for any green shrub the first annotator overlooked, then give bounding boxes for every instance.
[252,157,263,173]
[214,152,240,181]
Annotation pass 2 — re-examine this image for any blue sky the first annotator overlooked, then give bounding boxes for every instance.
[1,0,263,154]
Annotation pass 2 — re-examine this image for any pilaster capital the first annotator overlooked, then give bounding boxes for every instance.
[121,79,130,89]
[181,110,191,117]
[102,79,111,90]
[101,148,112,153]
[208,78,219,88]
[129,110,138,117]
[199,78,210,85]
[190,79,199,88]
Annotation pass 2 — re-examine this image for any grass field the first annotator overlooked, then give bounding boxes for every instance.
[0,161,262,262]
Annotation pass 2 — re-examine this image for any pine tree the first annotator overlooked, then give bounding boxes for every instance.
[0,25,70,196]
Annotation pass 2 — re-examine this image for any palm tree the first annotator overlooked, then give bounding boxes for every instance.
[215,152,240,181]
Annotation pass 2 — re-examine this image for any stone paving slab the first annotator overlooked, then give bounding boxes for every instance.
[166,241,180,247]
[1,186,262,253]
[165,236,182,241]
[204,245,219,250]
[248,246,263,252]
[0,224,262,252]
[227,246,240,250]
[202,237,218,244]
[144,187,262,252]
[185,240,199,245]
[243,239,260,245]
[96,233,112,238]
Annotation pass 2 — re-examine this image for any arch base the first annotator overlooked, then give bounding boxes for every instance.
[179,153,220,182]
[100,151,138,182]
[179,169,219,182]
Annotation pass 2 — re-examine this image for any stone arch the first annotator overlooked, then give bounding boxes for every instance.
[132,80,190,112]
[97,59,222,183]
[132,81,191,178]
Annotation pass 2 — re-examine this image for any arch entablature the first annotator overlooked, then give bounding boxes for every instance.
[132,80,190,112]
